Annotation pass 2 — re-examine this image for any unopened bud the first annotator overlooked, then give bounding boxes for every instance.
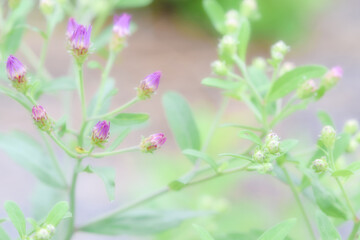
[251,57,267,71]
[297,79,317,99]
[40,0,55,15]
[346,139,358,153]
[321,66,342,90]
[67,18,92,65]
[267,140,280,154]
[46,224,55,236]
[137,71,161,100]
[253,149,266,163]
[240,0,258,19]
[218,35,237,60]
[225,10,240,33]
[91,121,110,147]
[34,228,50,240]
[265,132,280,144]
[312,157,328,173]
[271,41,290,62]
[257,163,273,174]
[110,13,132,52]
[211,60,228,76]
[140,133,166,153]
[344,119,359,135]
[279,62,295,76]
[32,105,53,132]
[6,55,29,93]
[320,125,336,149]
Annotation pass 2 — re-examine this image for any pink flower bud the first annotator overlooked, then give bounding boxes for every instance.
[113,13,131,38]
[6,55,26,83]
[91,121,110,147]
[322,66,343,90]
[140,133,166,153]
[67,18,92,64]
[32,105,52,132]
[137,71,161,99]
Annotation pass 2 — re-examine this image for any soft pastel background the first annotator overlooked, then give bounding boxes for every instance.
[0,0,359,239]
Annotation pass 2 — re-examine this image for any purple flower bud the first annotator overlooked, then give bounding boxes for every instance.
[137,71,161,99]
[297,79,317,99]
[67,18,78,39]
[6,55,26,82]
[32,105,52,132]
[32,105,48,121]
[113,13,132,38]
[322,66,343,90]
[91,121,110,147]
[68,19,92,61]
[140,133,166,153]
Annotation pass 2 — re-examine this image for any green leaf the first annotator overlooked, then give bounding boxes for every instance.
[162,92,201,162]
[183,149,218,171]
[248,66,270,95]
[4,201,26,238]
[202,0,225,34]
[202,78,240,90]
[0,226,10,240]
[238,130,262,145]
[34,76,76,98]
[193,224,215,240]
[79,210,205,235]
[267,65,327,102]
[258,218,296,240]
[116,0,153,8]
[346,161,360,173]
[312,184,348,219]
[45,201,69,227]
[238,18,250,60]
[84,166,116,201]
[109,113,149,126]
[331,169,353,177]
[315,211,341,240]
[107,128,132,151]
[0,132,65,189]
[88,79,118,116]
[333,133,351,160]
[280,139,298,153]
[168,180,186,191]
[317,111,334,127]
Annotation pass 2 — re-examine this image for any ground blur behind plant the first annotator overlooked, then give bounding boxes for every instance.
[0,0,359,239]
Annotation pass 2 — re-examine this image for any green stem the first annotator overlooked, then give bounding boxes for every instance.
[92,52,117,116]
[65,160,82,240]
[78,65,87,123]
[89,97,140,121]
[49,132,78,159]
[91,146,139,158]
[282,167,316,240]
[201,97,229,152]
[329,148,357,221]
[78,163,250,230]
[348,221,360,240]
[41,132,68,187]
[36,37,50,81]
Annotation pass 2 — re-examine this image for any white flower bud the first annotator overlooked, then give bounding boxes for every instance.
[211,60,228,76]
[344,119,359,135]
[240,0,258,18]
[320,125,336,149]
[218,35,237,60]
[312,157,328,173]
[271,41,290,62]
[225,10,240,33]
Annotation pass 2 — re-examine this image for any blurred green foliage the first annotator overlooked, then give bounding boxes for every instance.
[155,0,326,42]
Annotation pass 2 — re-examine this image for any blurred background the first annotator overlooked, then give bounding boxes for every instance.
[0,0,359,239]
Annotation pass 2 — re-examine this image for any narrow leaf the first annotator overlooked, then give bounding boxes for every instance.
[84,166,116,201]
[258,218,296,240]
[267,65,327,101]
[45,201,69,227]
[202,0,225,34]
[183,149,218,171]
[238,18,250,60]
[162,92,201,162]
[238,130,262,145]
[4,201,26,238]
[317,111,334,127]
[202,78,240,90]
[316,211,341,240]
[0,226,10,240]
[109,113,149,126]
